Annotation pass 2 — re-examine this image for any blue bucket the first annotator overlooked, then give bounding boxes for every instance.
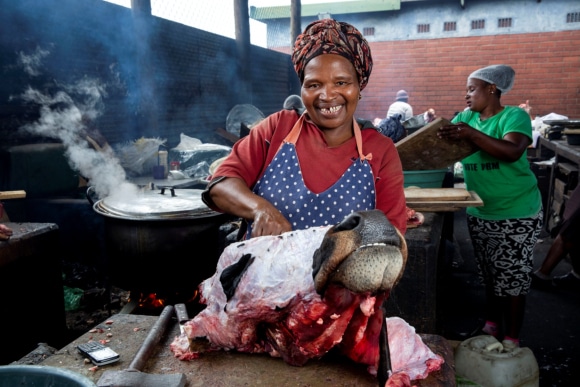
[0,365,96,387]
[403,169,447,188]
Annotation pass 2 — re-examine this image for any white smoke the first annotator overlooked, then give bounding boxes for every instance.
[14,48,138,200]
[16,46,51,77]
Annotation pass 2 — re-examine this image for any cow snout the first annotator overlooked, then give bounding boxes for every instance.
[312,210,407,295]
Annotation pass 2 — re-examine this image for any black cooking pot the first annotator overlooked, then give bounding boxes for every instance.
[88,186,230,292]
[546,125,564,140]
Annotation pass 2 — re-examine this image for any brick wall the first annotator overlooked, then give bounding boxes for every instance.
[357,30,580,122]
[0,0,297,149]
[2,0,579,151]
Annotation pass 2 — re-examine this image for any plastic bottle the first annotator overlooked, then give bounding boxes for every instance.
[158,150,168,178]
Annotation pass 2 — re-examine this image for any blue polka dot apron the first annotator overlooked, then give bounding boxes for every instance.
[247,115,376,238]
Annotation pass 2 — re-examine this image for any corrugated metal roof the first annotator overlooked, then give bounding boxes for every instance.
[250,0,401,20]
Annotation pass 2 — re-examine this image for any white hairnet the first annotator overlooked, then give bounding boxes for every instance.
[469,64,515,94]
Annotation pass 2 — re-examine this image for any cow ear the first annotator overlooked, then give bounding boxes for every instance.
[220,253,255,301]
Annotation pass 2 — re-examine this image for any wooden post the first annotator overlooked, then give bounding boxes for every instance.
[130,0,159,137]
[290,0,301,46]
[234,0,252,103]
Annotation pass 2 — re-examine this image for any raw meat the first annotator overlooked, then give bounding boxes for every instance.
[170,210,443,384]
[385,317,445,381]
[406,206,424,229]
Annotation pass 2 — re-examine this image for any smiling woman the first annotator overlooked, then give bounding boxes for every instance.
[202,18,407,240]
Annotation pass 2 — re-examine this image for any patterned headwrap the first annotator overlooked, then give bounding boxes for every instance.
[292,19,373,91]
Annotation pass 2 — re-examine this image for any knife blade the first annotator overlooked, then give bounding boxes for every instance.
[175,303,189,334]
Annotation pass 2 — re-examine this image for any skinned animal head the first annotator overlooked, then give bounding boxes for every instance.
[312,210,407,295]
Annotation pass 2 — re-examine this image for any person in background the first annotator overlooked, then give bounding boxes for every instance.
[423,108,436,123]
[283,94,305,116]
[518,100,533,119]
[373,89,415,142]
[0,223,13,241]
[202,19,407,239]
[0,203,13,241]
[386,89,413,122]
[532,187,580,291]
[437,64,543,348]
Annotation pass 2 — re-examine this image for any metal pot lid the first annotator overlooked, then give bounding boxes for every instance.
[544,119,580,129]
[95,188,218,220]
[226,104,265,137]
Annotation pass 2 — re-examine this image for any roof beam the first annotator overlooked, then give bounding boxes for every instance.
[250,0,401,20]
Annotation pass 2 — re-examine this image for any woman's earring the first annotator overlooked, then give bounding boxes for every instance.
[358,94,362,100]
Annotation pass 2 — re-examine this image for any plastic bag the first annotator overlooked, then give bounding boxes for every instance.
[183,160,211,178]
[114,137,167,177]
[63,285,84,312]
[170,133,231,178]
[453,162,464,180]
[172,133,202,151]
[377,115,406,142]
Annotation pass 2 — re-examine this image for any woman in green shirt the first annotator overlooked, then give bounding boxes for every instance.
[438,64,543,348]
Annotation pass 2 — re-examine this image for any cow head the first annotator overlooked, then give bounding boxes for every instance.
[312,210,407,295]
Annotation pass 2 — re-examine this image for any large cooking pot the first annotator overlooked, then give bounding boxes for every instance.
[88,186,230,293]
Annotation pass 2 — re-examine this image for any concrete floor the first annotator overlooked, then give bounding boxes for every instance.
[437,208,580,387]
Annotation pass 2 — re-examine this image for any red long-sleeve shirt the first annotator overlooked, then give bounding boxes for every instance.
[211,110,407,234]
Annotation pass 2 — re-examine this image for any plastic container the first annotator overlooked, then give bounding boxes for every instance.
[403,169,447,188]
[566,133,580,145]
[158,150,169,178]
[454,335,539,387]
[170,160,181,170]
[0,365,96,387]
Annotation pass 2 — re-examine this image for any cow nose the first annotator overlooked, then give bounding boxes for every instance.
[334,212,363,232]
[335,210,400,249]
[312,210,407,295]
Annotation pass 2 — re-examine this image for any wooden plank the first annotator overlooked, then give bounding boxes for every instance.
[0,190,26,200]
[396,117,479,171]
[39,313,455,386]
[404,188,471,201]
[406,191,483,212]
[215,127,240,144]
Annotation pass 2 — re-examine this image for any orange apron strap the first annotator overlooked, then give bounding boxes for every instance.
[281,115,372,161]
[354,118,372,161]
[283,113,305,145]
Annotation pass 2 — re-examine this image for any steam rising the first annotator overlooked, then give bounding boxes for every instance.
[14,47,138,200]
[16,46,51,77]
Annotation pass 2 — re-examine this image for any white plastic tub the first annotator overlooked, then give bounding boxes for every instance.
[454,335,539,387]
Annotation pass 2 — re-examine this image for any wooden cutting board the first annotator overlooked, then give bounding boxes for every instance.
[404,188,471,201]
[0,190,26,200]
[396,117,479,170]
[405,189,484,212]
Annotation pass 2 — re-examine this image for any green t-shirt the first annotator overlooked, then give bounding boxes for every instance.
[452,106,541,220]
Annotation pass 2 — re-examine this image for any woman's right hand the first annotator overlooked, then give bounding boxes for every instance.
[208,177,292,238]
[250,205,292,237]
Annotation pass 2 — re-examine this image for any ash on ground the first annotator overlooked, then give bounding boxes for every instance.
[13,262,129,365]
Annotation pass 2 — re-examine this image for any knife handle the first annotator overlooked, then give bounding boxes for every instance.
[175,303,189,324]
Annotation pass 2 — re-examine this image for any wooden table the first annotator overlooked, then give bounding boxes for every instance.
[386,212,447,333]
[536,137,580,231]
[0,222,66,364]
[38,313,455,386]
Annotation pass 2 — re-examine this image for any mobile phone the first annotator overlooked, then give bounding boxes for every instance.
[77,341,120,366]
